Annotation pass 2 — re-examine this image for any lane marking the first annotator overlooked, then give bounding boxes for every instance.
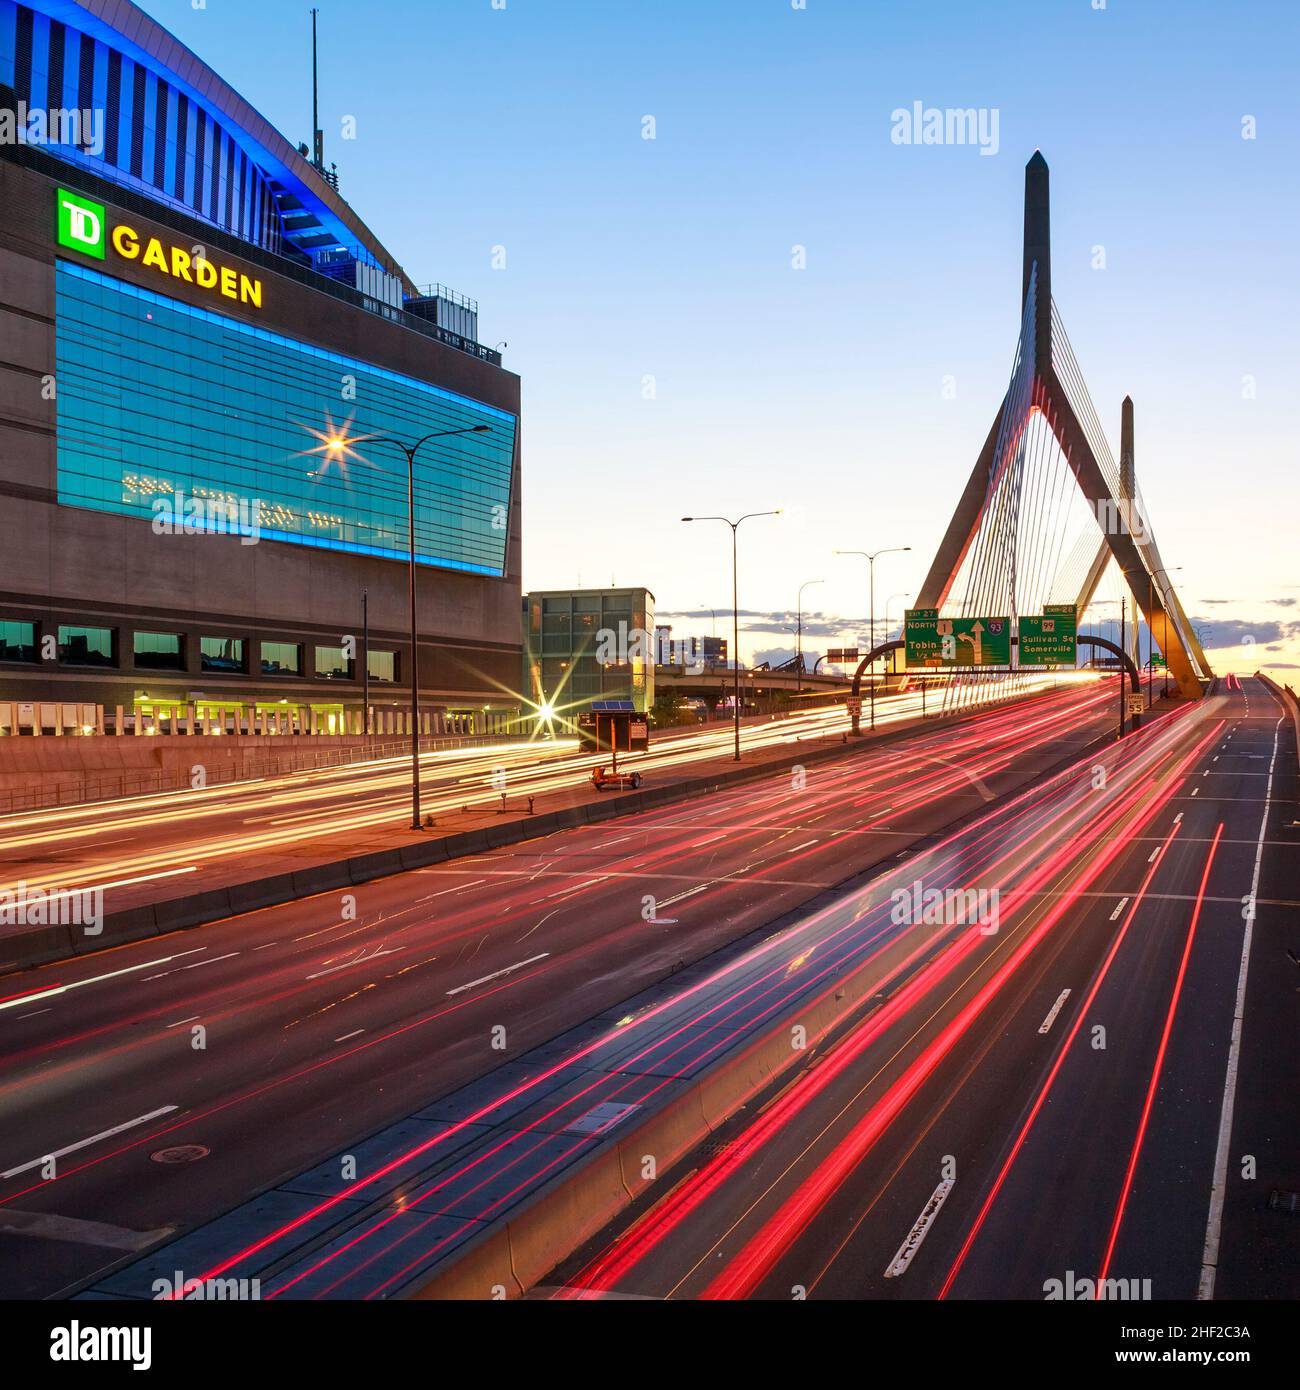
[0,949,207,1013]
[165,1015,200,1029]
[1109,898,1130,921]
[305,948,402,981]
[2,1105,178,1179]
[1199,716,1281,1300]
[334,1030,365,1043]
[142,951,240,982]
[446,952,550,997]
[0,1207,173,1252]
[884,1179,955,1277]
[1037,989,1072,1034]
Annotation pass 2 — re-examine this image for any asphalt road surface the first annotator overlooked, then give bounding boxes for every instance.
[546,677,1297,1302]
[0,679,1118,1298]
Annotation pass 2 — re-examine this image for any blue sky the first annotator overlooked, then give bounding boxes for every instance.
[139,0,1300,672]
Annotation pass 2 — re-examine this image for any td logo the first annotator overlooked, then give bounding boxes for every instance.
[56,189,106,259]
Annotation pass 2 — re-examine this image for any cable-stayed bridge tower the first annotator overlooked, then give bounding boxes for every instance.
[916,153,1210,699]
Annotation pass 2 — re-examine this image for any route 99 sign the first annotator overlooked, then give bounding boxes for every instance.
[904,609,1011,668]
[1018,603,1078,667]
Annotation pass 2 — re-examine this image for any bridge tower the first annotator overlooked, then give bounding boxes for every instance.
[916,153,1210,699]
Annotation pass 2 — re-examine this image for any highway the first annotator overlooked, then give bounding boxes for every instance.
[545,676,1297,1301]
[0,678,1117,1298]
[0,674,1071,919]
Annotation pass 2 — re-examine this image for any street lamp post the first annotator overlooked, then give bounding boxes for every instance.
[682,511,782,760]
[796,578,824,694]
[884,591,912,643]
[834,546,911,730]
[361,586,370,738]
[331,424,490,829]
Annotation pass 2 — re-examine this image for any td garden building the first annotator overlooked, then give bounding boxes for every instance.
[0,0,522,734]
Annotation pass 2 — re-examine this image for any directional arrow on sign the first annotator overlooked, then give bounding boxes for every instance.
[958,619,985,664]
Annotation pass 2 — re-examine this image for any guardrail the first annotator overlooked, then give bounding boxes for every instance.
[1256,670,1300,773]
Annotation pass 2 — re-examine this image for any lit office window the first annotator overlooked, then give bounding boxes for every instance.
[0,622,38,664]
[201,636,246,673]
[367,651,397,684]
[315,646,352,679]
[261,641,302,676]
[58,625,116,667]
[134,631,184,670]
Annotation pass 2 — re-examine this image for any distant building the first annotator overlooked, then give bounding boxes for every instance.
[654,630,729,670]
[523,588,655,717]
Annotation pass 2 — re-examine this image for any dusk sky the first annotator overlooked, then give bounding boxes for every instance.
[139,0,1299,674]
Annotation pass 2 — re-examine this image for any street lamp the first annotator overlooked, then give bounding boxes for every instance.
[331,424,491,829]
[834,546,911,729]
[885,591,912,642]
[796,578,824,693]
[682,511,783,760]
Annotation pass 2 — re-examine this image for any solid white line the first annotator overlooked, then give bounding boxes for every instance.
[2,1105,177,1179]
[1037,989,1072,1034]
[165,1016,200,1029]
[884,1178,954,1277]
[83,867,198,893]
[1109,897,1130,921]
[1198,716,1281,1300]
[334,1030,365,1043]
[0,949,208,1013]
[446,952,550,996]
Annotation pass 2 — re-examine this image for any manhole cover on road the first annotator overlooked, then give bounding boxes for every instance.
[150,1145,209,1165]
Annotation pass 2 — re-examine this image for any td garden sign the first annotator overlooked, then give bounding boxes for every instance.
[55,188,264,308]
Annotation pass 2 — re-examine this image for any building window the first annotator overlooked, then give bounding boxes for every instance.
[261,641,302,676]
[134,631,184,670]
[201,636,246,673]
[0,621,38,664]
[315,645,353,680]
[367,650,397,684]
[58,625,116,667]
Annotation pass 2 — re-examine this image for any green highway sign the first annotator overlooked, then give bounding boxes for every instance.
[904,609,1012,668]
[1017,603,1077,667]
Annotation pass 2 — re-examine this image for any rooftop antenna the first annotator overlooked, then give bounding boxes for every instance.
[310,8,324,171]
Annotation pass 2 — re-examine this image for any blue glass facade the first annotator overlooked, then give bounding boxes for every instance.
[55,262,517,576]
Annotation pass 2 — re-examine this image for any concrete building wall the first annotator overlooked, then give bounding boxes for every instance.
[0,153,523,712]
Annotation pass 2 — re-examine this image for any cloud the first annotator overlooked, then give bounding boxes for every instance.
[1187,617,1300,649]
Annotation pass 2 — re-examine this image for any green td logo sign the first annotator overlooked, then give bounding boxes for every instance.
[56,189,107,259]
